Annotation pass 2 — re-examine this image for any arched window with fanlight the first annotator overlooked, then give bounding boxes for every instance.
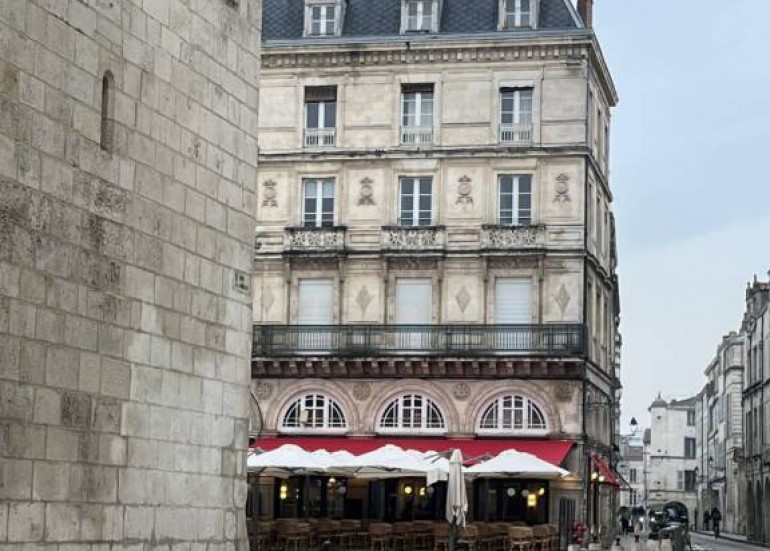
[377,394,447,434]
[280,394,348,434]
[477,395,547,434]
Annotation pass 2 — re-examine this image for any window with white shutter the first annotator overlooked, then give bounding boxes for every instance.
[495,279,532,324]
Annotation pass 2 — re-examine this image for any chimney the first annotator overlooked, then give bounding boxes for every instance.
[577,0,593,28]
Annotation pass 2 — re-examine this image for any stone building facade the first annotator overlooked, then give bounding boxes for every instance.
[694,332,745,535]
[645,396,699,519]
[251,0,621,544]
[0,0,260,547]
[742,279,770,543]
[617,435,644,515]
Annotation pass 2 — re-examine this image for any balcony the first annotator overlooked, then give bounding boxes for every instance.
[253,324,586,357]
[304,128,336,147]
[382,226,445,252]
[499,123,533,144]
[285,226,346,253]
[401,126,433,146]
[481,225,544,250]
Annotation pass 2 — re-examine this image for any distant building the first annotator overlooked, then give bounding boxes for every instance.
[695,332,745,534]
[645,395,699,522]
[617,435,645,521]
[741,279,770,543]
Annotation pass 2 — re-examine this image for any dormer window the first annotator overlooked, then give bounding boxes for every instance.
[500,0,537,29]
[401,0,442,34]
[304,0,345,37]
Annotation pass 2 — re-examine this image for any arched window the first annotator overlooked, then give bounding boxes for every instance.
[378,394,446,434]
[100,71,115,152]
[477,395,547,434]
[280,394,347,433]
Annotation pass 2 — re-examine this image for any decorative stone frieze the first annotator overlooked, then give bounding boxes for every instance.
[382,226,445,251]
[286,226,346,252]
[456,175,473,210]
[352,382,372,401]
[453,382,471,401]
[481,225,543,249]
[262,179,278,207]
[358,177,375,205]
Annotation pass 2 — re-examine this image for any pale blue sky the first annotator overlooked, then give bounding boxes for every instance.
[590,0,770,430]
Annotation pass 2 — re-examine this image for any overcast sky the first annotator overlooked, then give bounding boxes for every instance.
[589,0,770,431]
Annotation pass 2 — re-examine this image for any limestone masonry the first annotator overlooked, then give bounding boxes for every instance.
[0,0,260,547]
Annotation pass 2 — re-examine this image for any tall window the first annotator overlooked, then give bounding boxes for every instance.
[478,395,547,434]
[378,394,446,433]
[504,0,532,28]
[687,409,696,426]
[305,86,337,147]
[399,177,432,227]
[401,84,434,145]
[303,179,335,227]
[498,175,532,226]
[281,394,347,432]
[684,437,696,459]
[629,468,637,484]
[499,88,533,142]
[307,4,338,36]
[100,71,115,152]
[404,0,434,31]
[676,470,684,491]
[684,470,697,492]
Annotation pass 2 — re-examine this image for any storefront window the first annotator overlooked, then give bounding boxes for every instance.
[274,476,349,518]
[472,479,550,524]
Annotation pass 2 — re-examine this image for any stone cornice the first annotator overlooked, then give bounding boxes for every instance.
[261,33,616,104]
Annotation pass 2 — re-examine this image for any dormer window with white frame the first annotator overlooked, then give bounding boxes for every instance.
[401,0,442,34]
[304,0,345,37]
[499,0,538,30]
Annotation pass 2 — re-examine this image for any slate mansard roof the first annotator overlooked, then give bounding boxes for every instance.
[263,0,583,43]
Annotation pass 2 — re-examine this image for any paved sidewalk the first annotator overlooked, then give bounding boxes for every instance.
[692,530,765,547]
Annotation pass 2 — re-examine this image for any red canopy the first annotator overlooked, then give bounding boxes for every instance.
[591,454,621,487]
[251,437,574,467]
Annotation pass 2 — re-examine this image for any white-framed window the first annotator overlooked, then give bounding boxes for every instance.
[401,84,434,144]
[403,0,434,32]
[303,178,335,227]
[684,437,696,459]
[378,394,447,434]
[399,177,432,227]
[687,409,696,426]
[676,470,684,491]
[498,175,532,225]
[499,88,533,142]
[280,393,347,433]
[304,2,340,36]
[503,0,533,28]
[477,395,547,434]
[304,86,337,147]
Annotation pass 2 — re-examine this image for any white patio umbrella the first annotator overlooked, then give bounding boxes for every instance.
[465,449,570,479]
[446,449,468,551]
[334,444,435,477]
[247,444,339,475]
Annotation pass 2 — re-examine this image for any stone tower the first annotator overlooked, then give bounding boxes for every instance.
[0,0,260,547]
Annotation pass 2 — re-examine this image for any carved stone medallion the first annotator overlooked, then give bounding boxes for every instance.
[452,383,471,401]
[455,286,471,314]
[554,173,570,203]
[456,175,473,211]
[254,382,274,401]
[356,286,373,315]
[555,284,571,318]
[555,382,573,403]
[358,177,375,206]
[262,179,278,207]
[352,382,371,401]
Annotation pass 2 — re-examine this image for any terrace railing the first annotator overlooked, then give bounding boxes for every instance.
[253,323,586,357]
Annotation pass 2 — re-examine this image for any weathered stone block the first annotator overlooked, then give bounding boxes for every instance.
[8,501,45,542]
[61,392,92,428]
[45,503,80,542]
[46,426,80,461]
[33,461,69,501]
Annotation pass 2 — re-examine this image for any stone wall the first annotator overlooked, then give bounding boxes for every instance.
[0,0,260,547]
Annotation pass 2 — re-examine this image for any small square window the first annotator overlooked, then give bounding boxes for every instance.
[306,2,341,37]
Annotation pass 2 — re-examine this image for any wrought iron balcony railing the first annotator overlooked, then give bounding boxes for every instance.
[285,226,346,253]
[499,123,533,144]
[253,323,585,357]
[304,128,336,147]
[382,226,445,252]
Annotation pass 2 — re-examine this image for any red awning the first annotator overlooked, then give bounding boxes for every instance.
[251,437,574,467]
[590,454,620,487]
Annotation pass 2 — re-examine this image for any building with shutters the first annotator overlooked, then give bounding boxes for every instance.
[693,331,745,535]
[249,0,621,543]
[741,278,770,544]
[645,395,699,522]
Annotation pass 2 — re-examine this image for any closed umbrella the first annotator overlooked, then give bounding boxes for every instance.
[446,449,468,551]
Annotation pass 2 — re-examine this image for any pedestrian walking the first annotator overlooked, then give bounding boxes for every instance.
[710,507,721,538]
[702,510,710,532]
